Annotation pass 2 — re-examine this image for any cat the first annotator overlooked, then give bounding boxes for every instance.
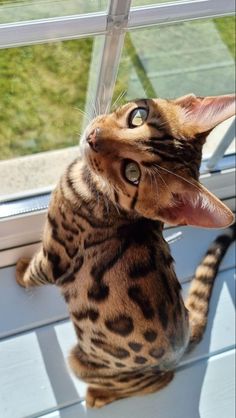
[16,93,235,408]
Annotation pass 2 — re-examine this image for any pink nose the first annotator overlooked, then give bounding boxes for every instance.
[86,128,100,152]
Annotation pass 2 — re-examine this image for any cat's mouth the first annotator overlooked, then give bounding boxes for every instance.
[80,133,98,168]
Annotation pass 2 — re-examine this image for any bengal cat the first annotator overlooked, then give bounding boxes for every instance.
[16,93,235,408]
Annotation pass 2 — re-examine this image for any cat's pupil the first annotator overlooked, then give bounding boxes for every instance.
[129,108,148,128]
[124,161,141,185]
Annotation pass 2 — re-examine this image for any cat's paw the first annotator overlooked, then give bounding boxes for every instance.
[86,387,118,408]
[16,258,30,287]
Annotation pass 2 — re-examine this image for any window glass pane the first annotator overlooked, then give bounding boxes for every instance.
[0,0,107,24]
[113,17,235,160]
[0,36,100,199]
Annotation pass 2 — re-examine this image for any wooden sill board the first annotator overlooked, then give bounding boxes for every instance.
[40,349,236,418]
[0,221,235,418]
[0,265,235,418]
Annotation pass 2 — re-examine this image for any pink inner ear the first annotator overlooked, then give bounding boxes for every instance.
[158,190,234,228]
[180,94,236,133]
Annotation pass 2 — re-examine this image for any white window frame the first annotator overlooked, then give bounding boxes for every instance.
[1,1,235,115]
[0,0,235,253]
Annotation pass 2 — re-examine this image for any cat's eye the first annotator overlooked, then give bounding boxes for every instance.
[129,107,148,128]
[123,160,141,185]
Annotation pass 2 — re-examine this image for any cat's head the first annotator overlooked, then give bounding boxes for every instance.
[80,94,235,228]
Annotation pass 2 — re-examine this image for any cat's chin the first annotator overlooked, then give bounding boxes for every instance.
[81,148,111,193]
[79,142,94,169]
[85,154,98,176]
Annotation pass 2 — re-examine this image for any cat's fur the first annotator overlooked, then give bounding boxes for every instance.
[16,94,235,408]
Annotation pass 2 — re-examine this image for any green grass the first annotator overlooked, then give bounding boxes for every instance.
[0,39,93,159]
[214,16,235,58]
[0,14,235,160]
[113,17,236,106]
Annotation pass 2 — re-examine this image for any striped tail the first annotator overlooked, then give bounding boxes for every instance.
[185,222,235,351]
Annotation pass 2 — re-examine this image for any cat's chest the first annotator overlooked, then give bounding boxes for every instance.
[62,247,189,370]
[65,234,174,307]
[63,226,183,327]
[59,219,189,368]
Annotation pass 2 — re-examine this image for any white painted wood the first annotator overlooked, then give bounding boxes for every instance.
[40,349,236,418]
[0,326,85,418]
[0,266,68,339]
[35,325,84,404]
[0,210,46,250]
[0,333,56,418]
[0,242,40,269]
[0,267,234,417]
[164,227,236,282]
[54,322,88,399]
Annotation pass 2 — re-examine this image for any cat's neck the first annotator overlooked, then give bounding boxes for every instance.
[58,156,163,231]
[58,157,133,226]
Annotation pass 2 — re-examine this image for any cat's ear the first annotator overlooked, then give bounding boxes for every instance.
[175,93,236,133]
[156,180,234,228]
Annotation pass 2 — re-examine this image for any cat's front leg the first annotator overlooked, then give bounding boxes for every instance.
[16,247,53,288]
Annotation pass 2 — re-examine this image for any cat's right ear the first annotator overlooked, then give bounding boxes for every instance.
[174,93,236,134]
[135,176,234,229]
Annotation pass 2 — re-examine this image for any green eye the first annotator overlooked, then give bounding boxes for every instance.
[129,107,148,128]
[123,160,141,185]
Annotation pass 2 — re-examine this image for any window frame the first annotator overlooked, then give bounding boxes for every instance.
[0,1,235,50]
[1,1,235,115]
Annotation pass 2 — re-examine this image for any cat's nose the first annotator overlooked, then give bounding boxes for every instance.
[86,128,100,152]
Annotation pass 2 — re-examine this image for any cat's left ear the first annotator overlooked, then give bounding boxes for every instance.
[156,180,234,228]
[175,94,236,133]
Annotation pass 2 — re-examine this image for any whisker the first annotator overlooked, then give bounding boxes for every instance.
[105,97,111,116]
[87,95,98,118]
[112,92,122,110]
[152,163,202,192]
[102,84,108,115]
[110,184,122,216]
[92,98,98,117]
[112,90,127,110]
[153,167,172,195]
[105,101,110,115]
[113,200,121,216]
[96,92,101,116]
[95,97,99,117]
[73,107,91,122]
[149,171,154,193]
[151,171,158,195]
[102,84,114,115]
[143,87,148,98]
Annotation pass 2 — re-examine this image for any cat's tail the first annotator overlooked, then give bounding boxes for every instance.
[185,221,235,351]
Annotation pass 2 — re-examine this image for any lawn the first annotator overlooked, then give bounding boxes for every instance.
[0,39,93,159]
[0,13,235,160]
